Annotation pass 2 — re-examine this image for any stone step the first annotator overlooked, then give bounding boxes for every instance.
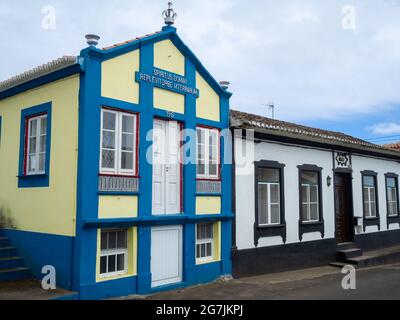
[337,242,357,251]
[0,237,10,248]
[0,257,24,270]
[347,249,400,268]
[0,267,31,282]
[329,261,353,268]
[0,247,18,258]
[337,248,363,261]
[331,245,400,269]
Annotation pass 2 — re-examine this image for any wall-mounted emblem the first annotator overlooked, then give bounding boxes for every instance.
[135,68,199,97]
[334,151,351,169]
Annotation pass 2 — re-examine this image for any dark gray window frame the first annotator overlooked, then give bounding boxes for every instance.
[361,170,380,231]
[254,160,286,246]
[298,164,324,241]
[385,172,400,229]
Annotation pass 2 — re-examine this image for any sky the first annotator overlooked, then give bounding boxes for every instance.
[1,0,400,144]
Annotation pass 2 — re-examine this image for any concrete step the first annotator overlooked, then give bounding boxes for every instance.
[329,261,351,268]
[0,237,10,248]
[331,245,400,269]
[337,242,357,251]
[0,257,24,270]
[347,247,400,268]
[0,247,17,258]
[337,248,363,261]
[0,267,31,282]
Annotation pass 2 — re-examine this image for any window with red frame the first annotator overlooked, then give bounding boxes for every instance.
[25,114,47,175]
[196,127,220,180]
[100,108,137,176]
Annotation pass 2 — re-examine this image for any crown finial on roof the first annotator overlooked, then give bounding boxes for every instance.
[163,2,177,26]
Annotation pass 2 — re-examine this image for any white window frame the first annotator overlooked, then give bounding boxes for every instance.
[258,182,281,226]
[196,223,214,264]
[26,114,47,176]
[100,109,137,176]
[99,229,128,278]
[364,186,377,218]
[386,177,399,217]
[196,127,220,180]
[301,184,320,223]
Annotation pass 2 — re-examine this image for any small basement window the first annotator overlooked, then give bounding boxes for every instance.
[100,229,128,277]
[196,223,214,263]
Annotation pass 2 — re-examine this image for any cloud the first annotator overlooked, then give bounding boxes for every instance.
[1,0,400,123]
[368,122,400,136]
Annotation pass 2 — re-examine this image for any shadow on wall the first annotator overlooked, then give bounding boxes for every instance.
[0,207,17,229]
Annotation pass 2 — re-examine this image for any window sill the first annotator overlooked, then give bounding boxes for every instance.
[17,174,47,179]
[257,224,286,229]
[298,220,325,241]
[17,173,49,188]
[300,221,324,226]
[196,178,222,182]
[387,215,400,228]
[254,223,287,246]
[96,272,135,283]
[196,258,220,266]
[363,216,380,231]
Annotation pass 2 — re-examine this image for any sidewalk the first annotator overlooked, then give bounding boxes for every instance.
[0,279,77,300]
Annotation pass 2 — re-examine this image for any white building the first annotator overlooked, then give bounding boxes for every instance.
[231,110,400,277]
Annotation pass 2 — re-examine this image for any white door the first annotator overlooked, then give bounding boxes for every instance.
[152,119,181,215]
[151,225,183,288]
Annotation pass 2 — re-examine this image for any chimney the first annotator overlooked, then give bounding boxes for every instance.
[85,34,100,47]
[219,81,230,90]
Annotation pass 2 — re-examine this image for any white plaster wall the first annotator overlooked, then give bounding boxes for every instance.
[235,137,335,250]
[351,154,400,233]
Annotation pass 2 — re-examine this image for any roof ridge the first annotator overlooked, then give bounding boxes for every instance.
[101,31,162,51]
[0,56,78,92]
[230,109,392,153]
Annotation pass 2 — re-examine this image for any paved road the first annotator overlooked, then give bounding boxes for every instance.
[143,264,400,300]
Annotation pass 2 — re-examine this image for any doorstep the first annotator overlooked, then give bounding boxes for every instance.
[331,244,400,268]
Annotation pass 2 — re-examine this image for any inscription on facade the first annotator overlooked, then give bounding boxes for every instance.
[135,67,199,97]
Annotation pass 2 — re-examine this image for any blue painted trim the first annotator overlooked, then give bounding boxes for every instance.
[72,26,233,299]
[82,28,231,98]
[17,102,52,188]
[100,97,141,113]
[82,214,234,228]
[0,64,83,100]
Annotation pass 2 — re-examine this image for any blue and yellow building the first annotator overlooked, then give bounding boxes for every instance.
[0,7,232,299]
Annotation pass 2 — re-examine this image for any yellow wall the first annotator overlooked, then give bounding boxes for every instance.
[154,40,185,76]
[98,196,138,219]
[153,40,185,113]
[96,227,137,282]
[101,50,140,104]
[0,75,79,236]
[196,196,221,215]
[154,87,185,114]
[196,72,220,122]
